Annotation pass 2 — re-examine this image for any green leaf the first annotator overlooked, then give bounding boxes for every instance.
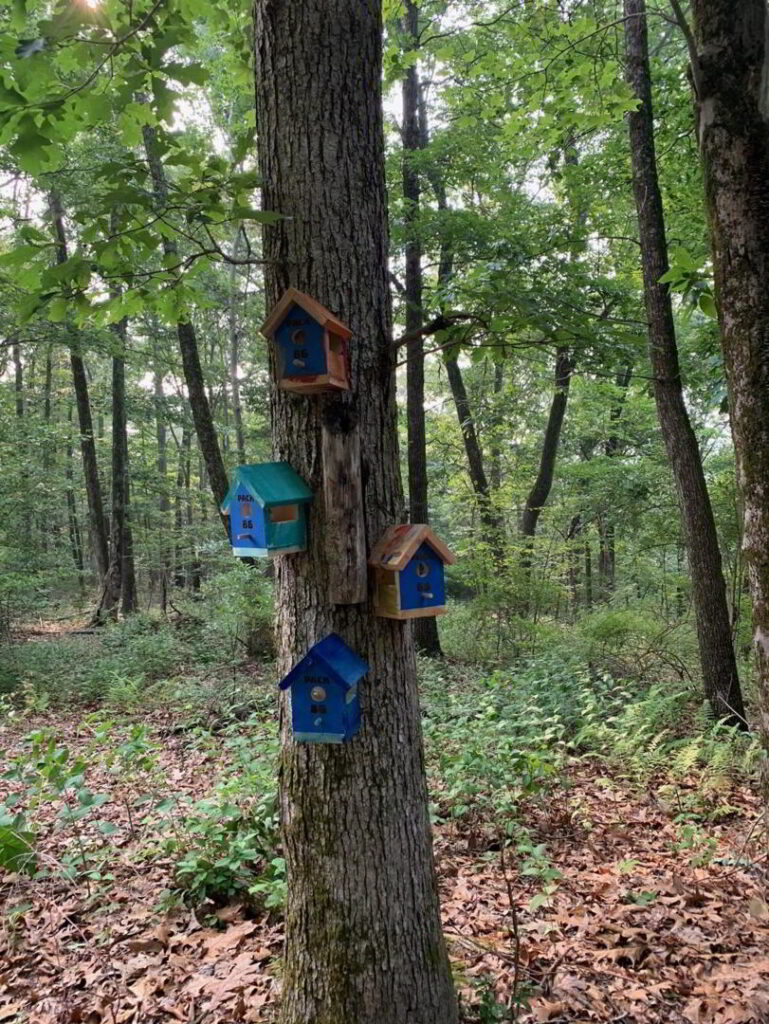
[0,826,36,874]
[699,293,718,319]
[162,62,210,86]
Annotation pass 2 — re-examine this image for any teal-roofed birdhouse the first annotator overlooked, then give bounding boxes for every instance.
[221,463,313,558]
[369,524,456,619]
[261,287,352,394]
[279,633,367,743]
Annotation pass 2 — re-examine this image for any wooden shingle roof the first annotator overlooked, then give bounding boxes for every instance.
[368,524,456,572]
[261,287,352,340]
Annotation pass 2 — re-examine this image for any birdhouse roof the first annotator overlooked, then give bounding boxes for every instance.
[279,633,368,691]
[220,462,313,512]
[261,287,353,340]
[369,524,457,571]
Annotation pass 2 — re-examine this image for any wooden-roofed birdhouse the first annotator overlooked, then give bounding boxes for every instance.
[279,633,368,743]
[220,462,313,558]
[261,287,352,394]
[369,524,457,620]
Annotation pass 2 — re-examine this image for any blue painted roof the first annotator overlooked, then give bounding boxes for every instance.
[221,462,313,512]
[279,633,369,691]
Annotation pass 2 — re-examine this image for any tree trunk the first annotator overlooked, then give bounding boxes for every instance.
[50,192,110,580]
[92,321,129,624]
[445,356,504,551]
[599,365,633,597]
[520,346,574,538]
[229,225,247,465]
[403,0,441,657]
[65,404,85,595]
[141,123,231,516]
[687,0,769,780]
[252,2,458,1022]
[154,368,169,614]
[624,0,745,727]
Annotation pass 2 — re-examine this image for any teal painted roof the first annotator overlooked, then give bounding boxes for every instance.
[220,462,313,511]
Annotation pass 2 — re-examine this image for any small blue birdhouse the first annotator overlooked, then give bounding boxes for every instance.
[261,287,352,394]
[369,524,457,619]
[279,633,368,743]
[220,462,313,558]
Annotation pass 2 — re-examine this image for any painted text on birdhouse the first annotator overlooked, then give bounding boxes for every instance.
[369,524,456,620]
[279,633,368,743]
[221,462,313,558]
[261,287,351,393]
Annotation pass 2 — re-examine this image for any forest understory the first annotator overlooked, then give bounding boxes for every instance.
[0,617,766,1024]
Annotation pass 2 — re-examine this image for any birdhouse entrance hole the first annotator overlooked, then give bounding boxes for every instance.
[269,504,299,524]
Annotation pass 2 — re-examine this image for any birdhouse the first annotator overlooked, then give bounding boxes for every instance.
[369,524,457,620]
[261,287,352,393]
[279,633,368,743]
[220,462,313,558]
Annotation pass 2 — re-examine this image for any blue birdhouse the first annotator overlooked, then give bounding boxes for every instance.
[369,524,457,619]
[220,462,313,558]
[261,287,352,394]
[279,633,368,743]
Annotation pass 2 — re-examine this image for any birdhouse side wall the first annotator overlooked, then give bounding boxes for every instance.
[398,543,446,611]
[267,507,307,552]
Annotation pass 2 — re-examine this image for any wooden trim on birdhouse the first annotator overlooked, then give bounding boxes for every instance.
[261,287,353,340]
[279,372,349,393]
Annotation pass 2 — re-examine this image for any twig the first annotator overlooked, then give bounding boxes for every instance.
[499,840,522,1021]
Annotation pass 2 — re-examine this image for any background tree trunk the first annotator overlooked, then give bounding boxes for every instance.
[142,123,231,515]
[403,0,441,656]
[625,0,746,727]
[50,192,109,580]
[520,346,574,539]
[252,2,458,1022]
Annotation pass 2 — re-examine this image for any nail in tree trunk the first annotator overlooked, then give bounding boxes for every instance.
[252,2,458,1021]
[50,191,109,579]
[402,0,441,656]
[624,0,745,727]
[141,122,231,519]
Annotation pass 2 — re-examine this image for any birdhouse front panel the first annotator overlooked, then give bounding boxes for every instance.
[231,489,268,556]
[289,667,360,743]
[274,304,328,378]
[398,542,446,612]
[278,633,367,744]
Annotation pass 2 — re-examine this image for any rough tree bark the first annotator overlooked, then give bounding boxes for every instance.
[141,123,231,515]
[625,0,746,727]
[402,0,441,656]
[252,2,458,1022]
[682,0,769,784]
[50,192,110,579]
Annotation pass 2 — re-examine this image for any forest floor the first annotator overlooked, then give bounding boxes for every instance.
[0,649,767,1023]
